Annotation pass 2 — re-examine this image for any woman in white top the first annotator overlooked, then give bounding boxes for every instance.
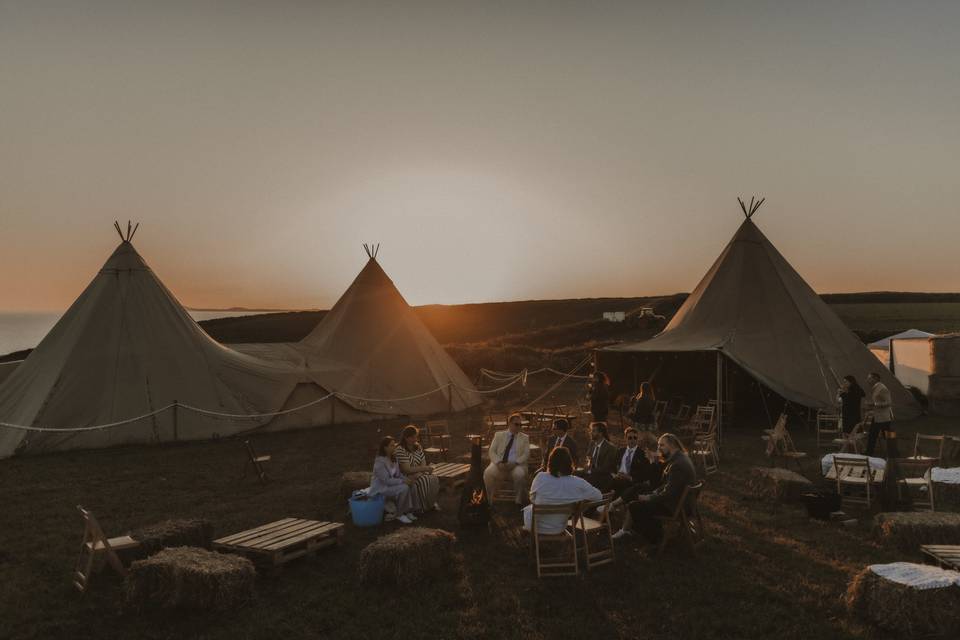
[523,446,602,534]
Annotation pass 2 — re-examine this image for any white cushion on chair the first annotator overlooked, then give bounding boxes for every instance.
[821,453,886,476]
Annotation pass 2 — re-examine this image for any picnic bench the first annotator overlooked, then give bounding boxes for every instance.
[213,518,344,569]
[432,462,470,489]
[922,544,960,571]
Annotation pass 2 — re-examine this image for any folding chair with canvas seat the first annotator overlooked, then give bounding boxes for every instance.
[894,459,936,512]
[423,420,451,462]
[243,439,271,483]
[654,482,705,555]
[908,434,946,465]
[531,502,580,578]
[575,493,615,570]
[816,410,842,449]
[74,506,139,594]
[833,455,878,510]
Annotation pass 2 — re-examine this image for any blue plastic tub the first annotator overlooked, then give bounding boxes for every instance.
[349,493,385,527]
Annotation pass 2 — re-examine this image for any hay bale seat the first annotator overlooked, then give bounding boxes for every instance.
[340,471,372,501]
[846,562,960,637]
[874,512,960,552]
[124,547,255,611]
[935,482,960,512]
[358,528,456,587]
[748,466,813,502]
[131,519,214,555]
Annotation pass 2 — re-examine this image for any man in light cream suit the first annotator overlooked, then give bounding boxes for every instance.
[484,412,530,505]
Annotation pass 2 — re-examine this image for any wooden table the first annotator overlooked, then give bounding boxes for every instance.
[433,462,471,488]
[213,518,343,568]
[921,544,960,570]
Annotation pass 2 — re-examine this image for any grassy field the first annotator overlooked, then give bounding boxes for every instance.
[3,381,958,640]
[830,303,960,339]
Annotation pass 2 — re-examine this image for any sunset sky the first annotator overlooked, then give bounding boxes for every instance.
[2,1,958,312]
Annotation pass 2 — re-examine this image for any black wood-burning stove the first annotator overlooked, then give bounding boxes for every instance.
[458,440,490,528]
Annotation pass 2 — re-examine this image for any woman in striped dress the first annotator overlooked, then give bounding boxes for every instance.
[396,425,440,513]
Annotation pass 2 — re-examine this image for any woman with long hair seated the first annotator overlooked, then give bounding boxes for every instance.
[523,446,602,534]
[395,425,441,513]
[370,436,417,524]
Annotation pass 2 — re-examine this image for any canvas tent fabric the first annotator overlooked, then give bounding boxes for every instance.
[600,217,920,418]
[0,241,322,459]
[869,329,935,352]
[233,256,481,417]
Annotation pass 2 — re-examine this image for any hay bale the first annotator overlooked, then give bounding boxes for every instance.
[874,512,960,552]
[131,519,214,555]
[846,564,960,637]
[935,482,960,512]
[124,547,255,611]
[340,471,372,501]
[358,527,456,587]
[748,466,813,502]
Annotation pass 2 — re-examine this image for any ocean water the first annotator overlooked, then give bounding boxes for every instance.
[0,310,272,358]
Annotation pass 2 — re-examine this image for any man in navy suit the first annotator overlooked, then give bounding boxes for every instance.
[541,419,579,469]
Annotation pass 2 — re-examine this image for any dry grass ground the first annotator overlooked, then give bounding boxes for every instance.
[2,385,959,640]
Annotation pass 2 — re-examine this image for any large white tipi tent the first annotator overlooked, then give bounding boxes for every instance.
[233,245,481,417]
[0,227,315,459]
[599,200,920,420]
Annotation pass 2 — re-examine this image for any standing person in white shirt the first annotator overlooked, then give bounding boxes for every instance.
[484,412,530,506]
[523,447,602,534]
[865,372,894,456]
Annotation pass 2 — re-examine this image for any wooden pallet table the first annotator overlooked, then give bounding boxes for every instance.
[921,544,960,570]
[213,518,344,568]
[824,466,885,483]
[433,462,471,489]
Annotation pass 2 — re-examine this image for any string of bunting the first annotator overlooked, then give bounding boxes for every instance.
[0,368,535,433]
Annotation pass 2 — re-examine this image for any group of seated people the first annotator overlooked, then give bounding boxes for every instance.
[369,425,442,525]
[484,412,696,546]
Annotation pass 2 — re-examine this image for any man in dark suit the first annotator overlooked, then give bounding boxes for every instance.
[612,433,696,544]
[607,428,663,500]
[542,418,579,469]
[576,422,619,492]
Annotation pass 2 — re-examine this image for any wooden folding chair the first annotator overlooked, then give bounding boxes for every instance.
[833,417,870,454]
[654,482,705,554]
[909,434,946,465]
[816,410,842,449]
[895,458,936,512]
[669,404,692,431]
[74,505,139,594]
[652,400,668,431]
[763,414,807,473]
[575,493,615,570]
[423,420,451,462]
[531,502,580,578]
[243,439,271,483]
[692,432,719,476]
[833,455,878,510]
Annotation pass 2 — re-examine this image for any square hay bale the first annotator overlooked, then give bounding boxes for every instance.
[359,527,456,587]
[124,547,255,612]
[846,563,960,637]
[934,482,960,512]
[131,519,214,556]
[748,466,813,503]
[340,471,373,501]
[874,512,960,552]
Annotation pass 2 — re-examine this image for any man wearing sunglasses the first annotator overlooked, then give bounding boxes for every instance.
[484,412,530,506]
